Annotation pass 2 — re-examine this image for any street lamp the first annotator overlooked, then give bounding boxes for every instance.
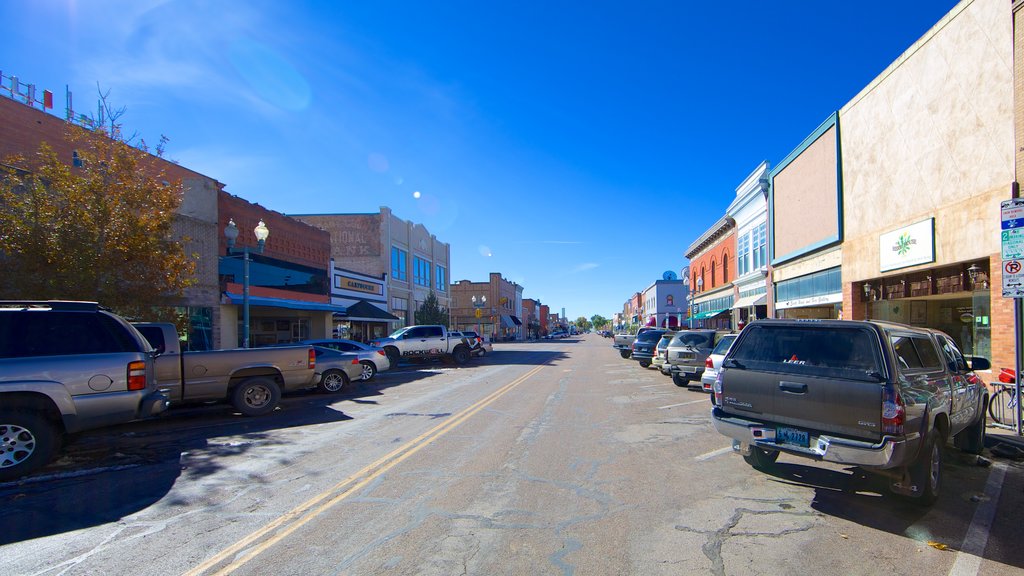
[225,218,269,348]
[862,282,872,320]
[471,295,487,335]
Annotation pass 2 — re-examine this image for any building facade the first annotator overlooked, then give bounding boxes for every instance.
[726,162,771,328]
[686,218,737,330]
[328,264,398,343]
[291,207,451,328]
[841,0,1012,370]
[218,192,343,348]
[449,273,523,340]
[641,279,688,328]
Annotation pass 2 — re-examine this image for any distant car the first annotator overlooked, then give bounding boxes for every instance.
[700,333,738,397]
[457,330,492,356]
[652,332,676,375]
[310,346,364,393]
[297,339,390,381]
[631,329,670,368]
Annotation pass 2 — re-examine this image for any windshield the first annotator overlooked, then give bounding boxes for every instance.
[671,332,714,349]
[636,331,665,343]
[387,327,410,339]
[712,334,737,355]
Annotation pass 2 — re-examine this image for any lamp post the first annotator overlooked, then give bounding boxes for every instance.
[225,218,269,348]
[862,282,872,321]
[471,295,487,335]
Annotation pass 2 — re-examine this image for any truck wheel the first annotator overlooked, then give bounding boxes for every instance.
[384,346,401,367]
[619,350,631,359]
[907,430,942,506]
[672,373,689,387]
[452,346,470,365]
[318,369,350,394]
[359,361,377,381]
[743,446,779,470]
[954,404,986,455]
[231,377,281,416]
[0,411,60,482]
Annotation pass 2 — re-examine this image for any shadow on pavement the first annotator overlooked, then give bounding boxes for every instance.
[759,447,1024,569]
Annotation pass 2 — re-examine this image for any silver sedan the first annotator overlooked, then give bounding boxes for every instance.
[310,346,365,393]
[299,339,392,381]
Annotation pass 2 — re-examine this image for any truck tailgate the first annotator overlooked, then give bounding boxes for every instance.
[719,323,889,443]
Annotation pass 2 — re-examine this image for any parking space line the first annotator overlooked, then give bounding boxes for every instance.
[659,399,709,409]
[694,446,733,461]
[948,462,1007,576]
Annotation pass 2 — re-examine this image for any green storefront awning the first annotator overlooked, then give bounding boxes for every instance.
[691,308,728,320]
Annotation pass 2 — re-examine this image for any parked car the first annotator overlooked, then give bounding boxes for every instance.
[308,346,365,393]
[296,339,390,381]
[700,333,738,397]
[652,332,676,375]
[456,330,492,356]
[631,329,670,368]
[665,329,728,387]
[370,325,476,366]
[134,323,318,416]
[0,301,170,480]
[712,319,990,506]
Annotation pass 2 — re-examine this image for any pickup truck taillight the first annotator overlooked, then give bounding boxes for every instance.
[308,348,316,369]
[881,385,905,435]
[713,372,723,405]
[127,360,147,391]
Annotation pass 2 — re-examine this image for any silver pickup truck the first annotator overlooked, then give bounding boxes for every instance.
[712,319,989,506]
[134,323,317,416]
[0,301,169,480]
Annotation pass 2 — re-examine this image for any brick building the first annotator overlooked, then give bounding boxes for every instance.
[522,298,541,339]
[450,273,523,340]
[217,192,342,348]
[686,218,737,330]
[0,78,224,347]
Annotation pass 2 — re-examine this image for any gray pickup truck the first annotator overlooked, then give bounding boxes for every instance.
[612,332,636,358]
[711,319,989,506]
[0,301,169,481]
[134,323,317,416]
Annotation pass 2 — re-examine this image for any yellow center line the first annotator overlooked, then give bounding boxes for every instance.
[185,362,548,576]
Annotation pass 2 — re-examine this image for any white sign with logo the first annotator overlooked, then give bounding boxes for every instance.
[879,218,935,272]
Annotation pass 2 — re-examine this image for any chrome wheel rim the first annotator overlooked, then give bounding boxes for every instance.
[929,442,941,492]
[0,424,36,469]
[360,363,374,381]
[322,371,346,392]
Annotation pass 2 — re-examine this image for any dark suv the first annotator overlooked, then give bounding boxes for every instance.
[631,329,669,368]
[0,301,168,480]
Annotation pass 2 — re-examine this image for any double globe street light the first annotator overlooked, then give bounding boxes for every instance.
[224,218,270,348]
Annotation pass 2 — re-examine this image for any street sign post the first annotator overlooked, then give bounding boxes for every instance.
[1001,198,1024,436]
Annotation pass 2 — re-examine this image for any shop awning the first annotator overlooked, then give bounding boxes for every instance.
[222,292,348,313]
[500,315,517,328]
[691,308,728,320]
[732,294,767,309]
[510,315,522,326]
[332,300,400,322]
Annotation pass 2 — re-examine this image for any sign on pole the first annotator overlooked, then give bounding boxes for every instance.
[1002,199,1024,298]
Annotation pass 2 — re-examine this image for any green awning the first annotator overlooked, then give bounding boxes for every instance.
[691,308,728,320]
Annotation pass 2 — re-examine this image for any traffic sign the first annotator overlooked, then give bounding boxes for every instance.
[1003,228,1024,259]
[1003,259,1024,297]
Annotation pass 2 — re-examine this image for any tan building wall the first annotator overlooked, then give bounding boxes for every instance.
[292,206,451,326]
[841,0,1013,372]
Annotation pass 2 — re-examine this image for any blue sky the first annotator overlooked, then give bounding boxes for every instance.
[5,0,961,320]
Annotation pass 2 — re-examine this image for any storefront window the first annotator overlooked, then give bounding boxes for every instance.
[868,292,991,361]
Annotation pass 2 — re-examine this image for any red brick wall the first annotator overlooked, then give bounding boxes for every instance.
[218,192,331,271]
[690,232,737,293]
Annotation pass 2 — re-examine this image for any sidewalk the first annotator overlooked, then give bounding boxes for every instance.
[985,423,1024,458]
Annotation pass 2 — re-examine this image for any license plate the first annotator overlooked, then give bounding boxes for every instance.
[681,366,698,373]
[777,427,809,447]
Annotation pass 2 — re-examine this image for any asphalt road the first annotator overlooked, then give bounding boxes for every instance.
[2,335,1024,575]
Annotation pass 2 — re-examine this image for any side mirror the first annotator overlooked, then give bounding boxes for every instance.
[966,356,991,372]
